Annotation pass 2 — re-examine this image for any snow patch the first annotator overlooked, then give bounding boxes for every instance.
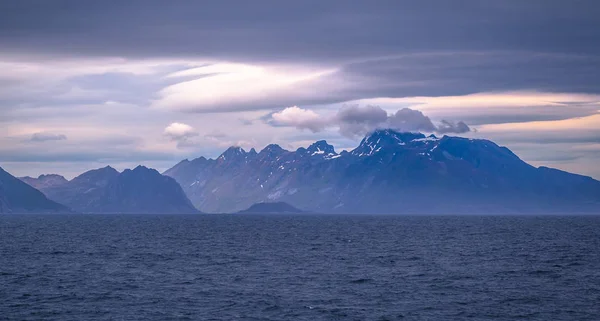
[319,187,333,194]
[414,137,439,142]
[268,191,282,200]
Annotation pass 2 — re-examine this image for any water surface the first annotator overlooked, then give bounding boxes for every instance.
[1,214,599,320]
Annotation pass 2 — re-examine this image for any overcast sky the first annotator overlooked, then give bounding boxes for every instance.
[1,0,600,179]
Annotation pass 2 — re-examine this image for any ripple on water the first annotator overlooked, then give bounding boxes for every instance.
[0,214,599,321]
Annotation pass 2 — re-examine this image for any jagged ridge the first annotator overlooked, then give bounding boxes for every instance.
[164,129,600,214]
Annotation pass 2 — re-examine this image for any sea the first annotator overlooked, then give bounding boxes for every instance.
[1,214,599,320]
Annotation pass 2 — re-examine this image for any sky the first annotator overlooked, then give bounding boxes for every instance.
[1,0,600,179]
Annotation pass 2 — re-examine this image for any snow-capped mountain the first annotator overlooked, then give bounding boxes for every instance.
[164,129,600,214]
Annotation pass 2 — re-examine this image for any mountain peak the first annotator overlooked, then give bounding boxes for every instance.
[219,146,247,160]
[260,144,286,155]
[352,129,426,156]
[98,165,119,175]
[72,165,119,183]
[131,165,153,172]
[366,129,426,142]
[19,173,69,190]
[306,140,336,156]
[95,165,117,173]
[38,174,66,180]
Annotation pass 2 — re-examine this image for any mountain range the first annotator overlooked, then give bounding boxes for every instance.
[4,129,600,214]
[164,129,600,214]
[19,165,198,214]
[0,167,70,214]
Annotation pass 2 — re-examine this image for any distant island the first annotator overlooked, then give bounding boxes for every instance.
[0,167,71,214]
[3,129,600,214]
[12,166,198,214]
[237,202,305,214]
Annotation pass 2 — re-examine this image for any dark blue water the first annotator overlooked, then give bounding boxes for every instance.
[1,215,599,320]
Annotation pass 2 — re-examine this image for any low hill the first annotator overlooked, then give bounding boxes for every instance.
[237,202,304,214]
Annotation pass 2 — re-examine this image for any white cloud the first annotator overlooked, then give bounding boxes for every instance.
[163,122,198,140]
[355,91,600,111]
[152,63,338,112]
[271,106,328,132]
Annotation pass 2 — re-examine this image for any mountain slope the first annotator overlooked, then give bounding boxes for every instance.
[20,174,68,190]
[86,166,198,214]
[26,166,199,214]
[0,167,70,214]
[35,166,120,212]
[164,129,600,214]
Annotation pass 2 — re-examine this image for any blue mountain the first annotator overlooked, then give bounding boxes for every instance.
[0,167,70,213]
[22,165,198,214]
[164,129,600,214]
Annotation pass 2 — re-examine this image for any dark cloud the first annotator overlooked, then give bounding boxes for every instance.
[2,4,600,114]
[29,132,67,142]
[339,53,600,99]
[337,105,388,137]
[1,1,599,62]
[337,105,388,124]
[387,108,437,133]
[267,105,472,138]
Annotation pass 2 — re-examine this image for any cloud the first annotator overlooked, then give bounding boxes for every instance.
[1,1,599,181]
[359,92,600,111]
[30,132,67,142]
[2,2,599,64]
[202,130,255,149]
[204,130,228,139]
[239,118,254,126]
[436,120,471,134]
[336,105,389,137]
[163,122,198,142]
[267,105,471,138]
[271,106,328,132]
[387,108,437,133]
[152,63,338,113]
